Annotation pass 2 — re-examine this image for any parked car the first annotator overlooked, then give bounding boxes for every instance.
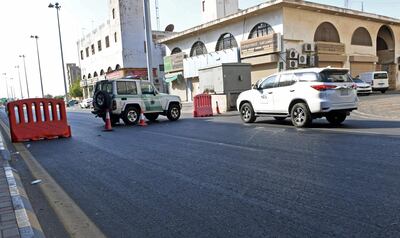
[352,78,372,95]
[80,98,93,109]
[358,71,389,93]
[92,78,181,125]
[237,67,358,127]
[67,100,79,107]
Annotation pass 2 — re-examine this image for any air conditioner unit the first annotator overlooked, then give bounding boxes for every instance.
[309,56,316,67]
[303,43,315,53]
[288,60,298,69]
[288,49,299,59]
[298,54,307,65]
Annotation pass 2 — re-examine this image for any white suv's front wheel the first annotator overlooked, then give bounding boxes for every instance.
[240,103,256,123]
[290,103,312,128]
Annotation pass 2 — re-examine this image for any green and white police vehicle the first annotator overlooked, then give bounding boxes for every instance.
[92,78,182,125]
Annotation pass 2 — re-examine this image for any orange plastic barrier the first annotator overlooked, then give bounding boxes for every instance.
[7,99,71,142]
[193,94,213,117]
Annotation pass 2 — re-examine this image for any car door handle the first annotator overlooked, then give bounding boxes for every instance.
[290,90,295,92]
[121,98,127,101]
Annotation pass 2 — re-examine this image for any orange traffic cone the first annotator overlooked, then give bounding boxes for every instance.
[216,101,221,115]
[138,110,147,126]
[104,109,113,131]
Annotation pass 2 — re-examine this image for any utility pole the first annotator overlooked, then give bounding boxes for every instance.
[15,66,24,99]
[155,0,160,31]
[9,78,15,99]
[143,0,154,83]
[19,55,30,98]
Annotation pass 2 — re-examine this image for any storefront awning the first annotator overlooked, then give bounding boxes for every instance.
[165,73,183,83]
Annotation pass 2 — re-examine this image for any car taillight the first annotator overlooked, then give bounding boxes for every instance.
[310,85,337,91]
[112,100,117,110]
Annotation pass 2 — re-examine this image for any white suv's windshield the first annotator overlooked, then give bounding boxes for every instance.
[319,70,352,83]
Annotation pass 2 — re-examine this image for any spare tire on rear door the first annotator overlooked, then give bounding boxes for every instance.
[93,91,112,110]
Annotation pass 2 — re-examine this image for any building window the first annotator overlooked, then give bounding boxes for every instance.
[202,1,205,12]
[190,41,207,57]
[100,70,105,75]
[171,47,182,55]
[216,33,238,51]
[114,32,117,43]
[115,64,121,70]
[91,44,95,55]
[249,23,274,39]
[93,72,98,77]
[159,64,165,72]
[107,67,113,72]
[112,8,115,19]
[314,22,340,43]
[98,40,102,51]
[351,27,372,46]
[80,50,84,60]
[105,36,110,48]
[85,47,89,57]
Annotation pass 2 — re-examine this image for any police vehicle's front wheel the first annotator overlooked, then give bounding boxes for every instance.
[167,104,181,121]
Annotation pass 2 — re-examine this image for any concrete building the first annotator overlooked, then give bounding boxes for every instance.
[66,63,81,88]
[159,0,400,102]
[78,0,174,99]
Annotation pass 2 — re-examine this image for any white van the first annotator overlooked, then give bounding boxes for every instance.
[358,71,389,93]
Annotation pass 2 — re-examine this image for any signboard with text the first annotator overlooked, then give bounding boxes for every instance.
[164,52,186,73]
[240,33,281,59]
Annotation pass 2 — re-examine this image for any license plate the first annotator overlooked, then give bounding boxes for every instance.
[340,89,349,96]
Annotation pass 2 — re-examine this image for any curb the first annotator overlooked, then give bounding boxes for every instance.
[0,127,45,238]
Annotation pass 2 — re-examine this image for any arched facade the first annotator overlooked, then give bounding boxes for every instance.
[248,23,274,39]
[314,22,340,43]
[215,33,238,51]
[88,73,92,79]
[351,27,372,46]
[107,67,113,72]
[190,41,207,57]
[100,70,105,75]
[171,47,182,54]
[115,64,121,70]
[93,72,98,77]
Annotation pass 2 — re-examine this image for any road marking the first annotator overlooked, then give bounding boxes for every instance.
[0,119,106,238]
[144,130,265,152]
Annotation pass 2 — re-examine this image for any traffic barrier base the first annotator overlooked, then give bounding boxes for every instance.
[193,94,213,117]
[104,109,113,131]
[139,110,147,126]
[7,99,72,143]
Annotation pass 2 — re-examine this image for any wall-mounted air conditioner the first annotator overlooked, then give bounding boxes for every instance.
[303,43,315,53]
[288,49,299,59]
[298,54,307,65]
[288,60,298,69]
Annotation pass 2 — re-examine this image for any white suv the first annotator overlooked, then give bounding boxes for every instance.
[92,78,181,125]
[237,68,358,127]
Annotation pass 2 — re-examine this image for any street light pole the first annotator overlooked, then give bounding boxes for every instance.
[143,0,154,84]
[2,73,9,99]
[15,66,24,99]
[49,2,68,102]
[31,35,44,98]
[19,55,30,98]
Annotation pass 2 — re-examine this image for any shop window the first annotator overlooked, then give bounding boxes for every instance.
[216,33,238,51]
[249,23,274,39]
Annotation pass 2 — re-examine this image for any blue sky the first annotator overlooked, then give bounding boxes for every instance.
[0,0,399,98]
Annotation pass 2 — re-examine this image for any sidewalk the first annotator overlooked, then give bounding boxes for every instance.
[355,92,400,120]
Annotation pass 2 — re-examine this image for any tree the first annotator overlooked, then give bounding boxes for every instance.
[69,80,83,98]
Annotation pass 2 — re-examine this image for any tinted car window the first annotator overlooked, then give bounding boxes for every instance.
[117,81,138,95]
[374,73,388,79]
[141,82,155,94]
[278,74,296,87]
[319,70,352,83]
[259,76,278,89]
[100,82,113,93]
[295,73,319,82]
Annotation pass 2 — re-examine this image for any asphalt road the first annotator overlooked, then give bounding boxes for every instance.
[1,106,400,237]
